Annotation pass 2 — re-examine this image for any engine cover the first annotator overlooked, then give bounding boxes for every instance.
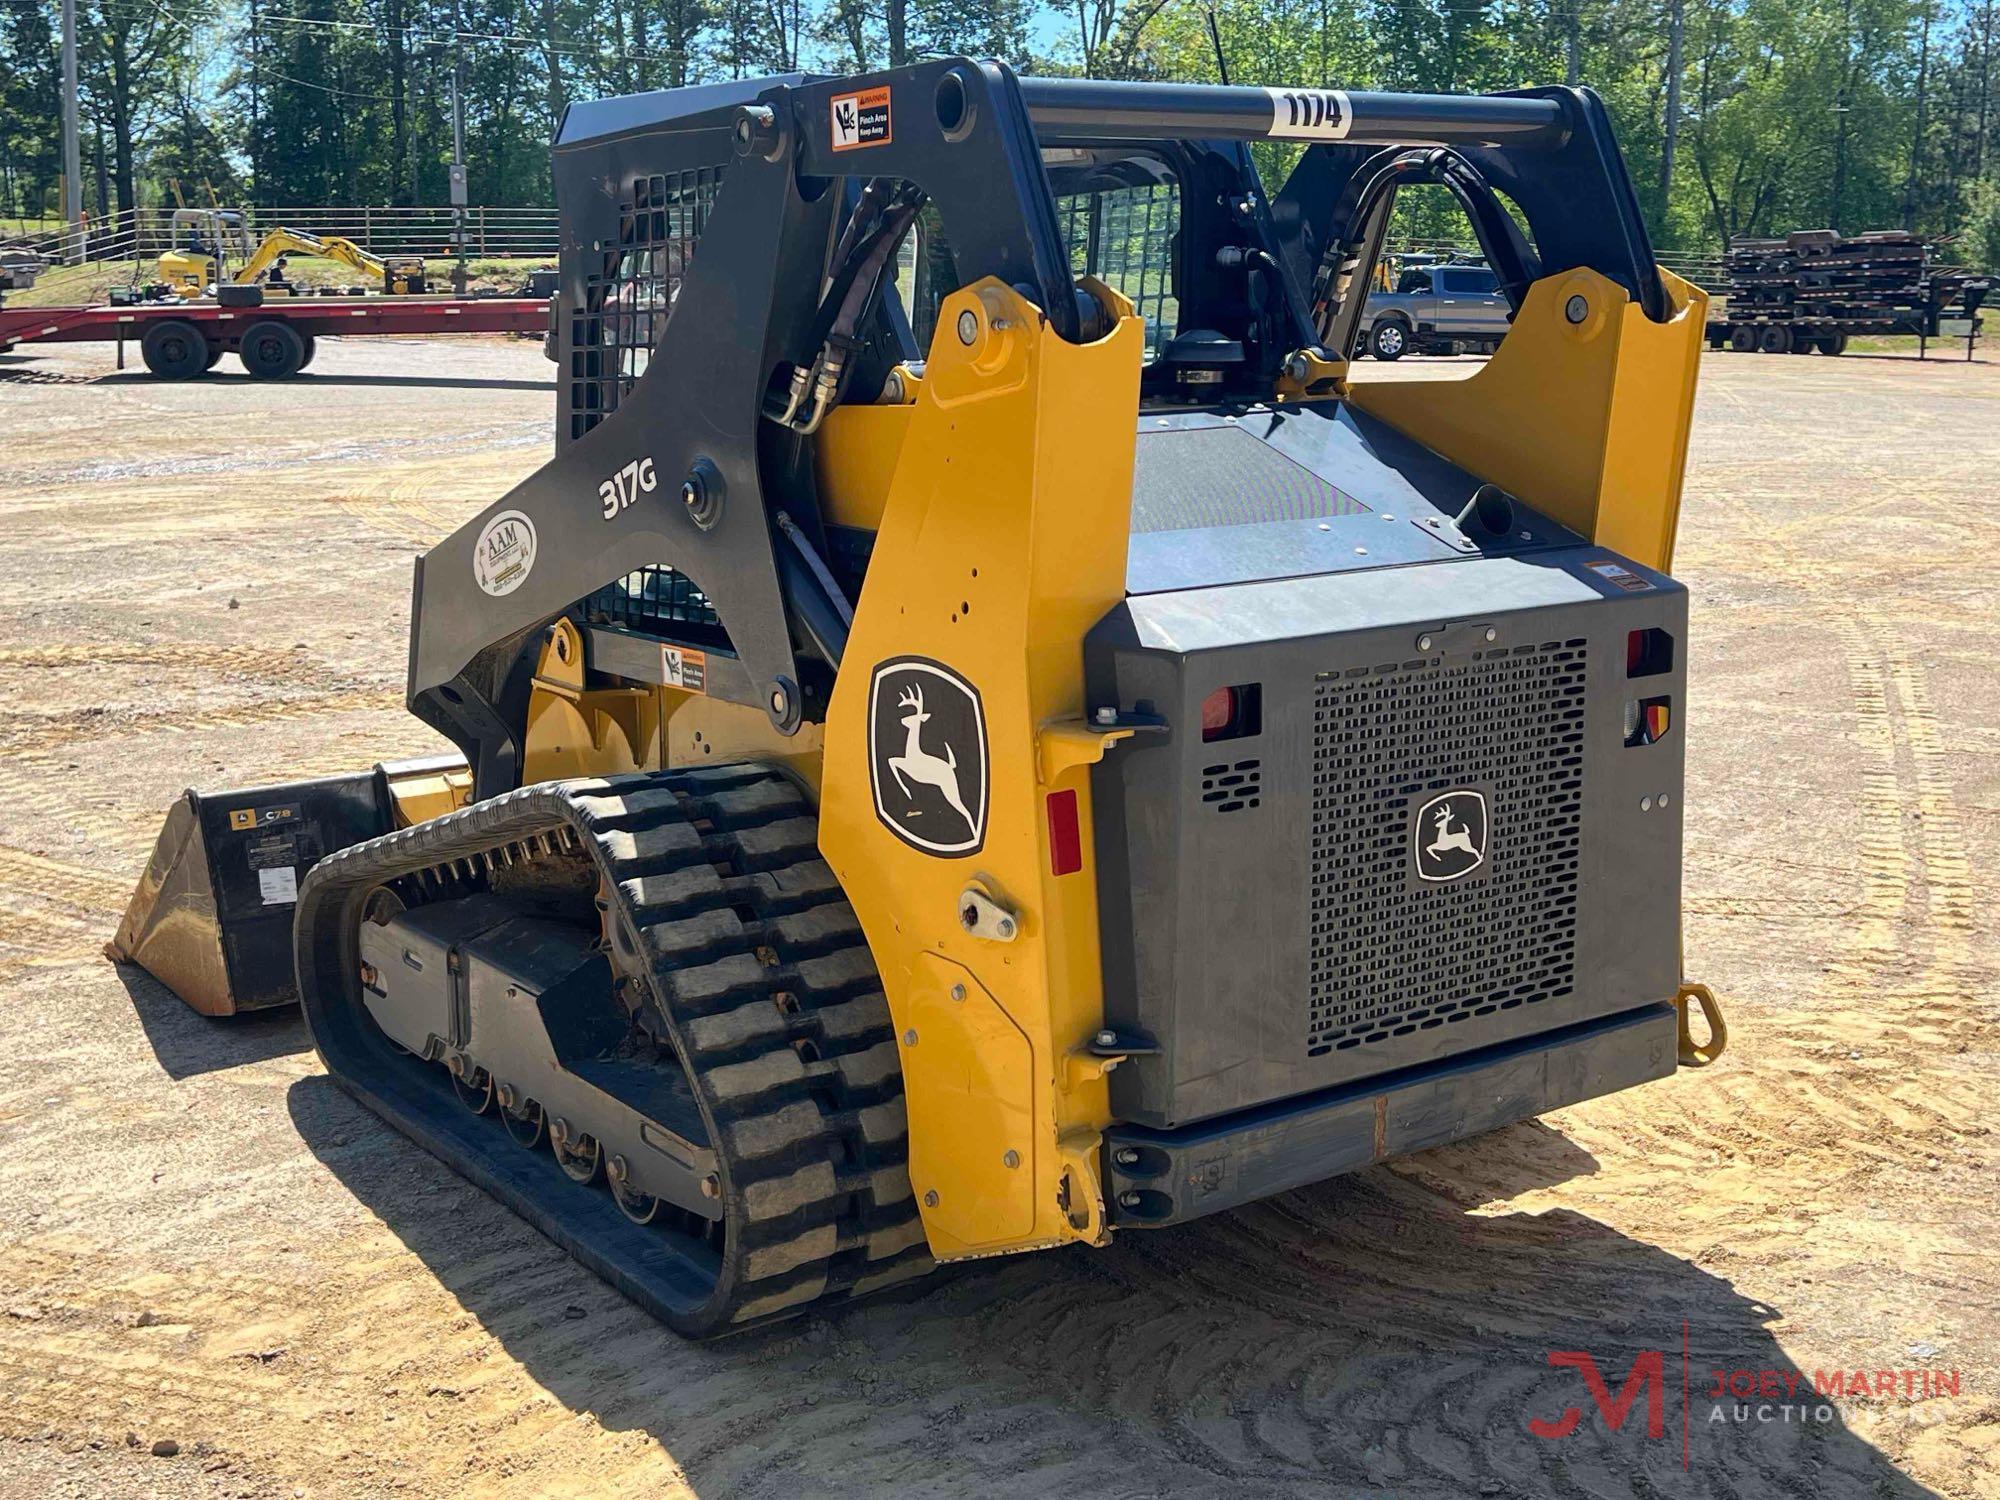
[1085,546,1687,1129]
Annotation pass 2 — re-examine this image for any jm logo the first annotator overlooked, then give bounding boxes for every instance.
[868,659,987,857]
[1413,789,1487,882]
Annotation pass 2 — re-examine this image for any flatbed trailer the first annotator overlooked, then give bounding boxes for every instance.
[1705,303,1985,359]
[0,295,550,379]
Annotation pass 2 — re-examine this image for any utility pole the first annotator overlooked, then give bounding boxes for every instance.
[1659,0,1684,220]
[448,38,468,295]
[60,0,83,262]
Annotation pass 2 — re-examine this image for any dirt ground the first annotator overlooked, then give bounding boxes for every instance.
[0,334,1993,1499]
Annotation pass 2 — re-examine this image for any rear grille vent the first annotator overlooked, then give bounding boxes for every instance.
[1200,759,1262,813]
[1306,641,1587,1055]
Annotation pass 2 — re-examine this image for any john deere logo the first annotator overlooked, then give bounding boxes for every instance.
[1413,789,1487,882]
[868,657,987,857]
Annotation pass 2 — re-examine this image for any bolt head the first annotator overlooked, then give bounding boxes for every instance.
[680,479,700,508]
[1094,1029,1117,1047]
[1565,294,1589,324]
[1484,628,1497,643]
[949,983,967,1002]
[1003,1150,1021,1169]
[996,918,1016,939]
[608,1154,628,1184]
[903,1028,919,1047]
[1114,1148,1140,1167]
[769,684,789,715]
[1417,634,1433,651]
[1118,1191,1142,1209]
[956,308,979,345]
[701,1173,721,1199]
[1093,705,1118,726]
[923,1189,939,1208]
[1641,796,1654,812]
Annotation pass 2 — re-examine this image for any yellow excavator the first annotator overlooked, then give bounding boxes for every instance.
[158,210,428,298]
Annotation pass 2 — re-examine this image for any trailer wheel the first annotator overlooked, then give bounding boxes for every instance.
[1816,332,1848,356]
[140,320,209,380]
[1728,325,1758,353]
[1758,325,1793,354]
[297,333,317,371]
[238,320,305,380]
[1789,326,1817,353]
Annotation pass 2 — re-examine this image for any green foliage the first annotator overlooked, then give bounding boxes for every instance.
[0,0,1995,269]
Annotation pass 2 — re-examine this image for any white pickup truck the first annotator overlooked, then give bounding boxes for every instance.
[1361,262,1510,359]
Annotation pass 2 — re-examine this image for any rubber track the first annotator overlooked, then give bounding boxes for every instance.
[295,763,933,1335]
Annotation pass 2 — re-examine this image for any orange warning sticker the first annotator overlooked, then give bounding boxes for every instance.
[662,644,708,695]
[830,87,892,152]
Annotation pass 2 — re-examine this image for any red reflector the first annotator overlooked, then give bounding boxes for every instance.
[1200,686,1236,740]
[1047,789,1082,876]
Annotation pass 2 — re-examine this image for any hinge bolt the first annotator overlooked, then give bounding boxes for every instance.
[1565,294,1590,324]
[956,309,979,345]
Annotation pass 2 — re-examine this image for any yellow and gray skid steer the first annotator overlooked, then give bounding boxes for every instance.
[115,60,1726,1335]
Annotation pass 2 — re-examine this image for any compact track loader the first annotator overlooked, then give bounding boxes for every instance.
[116,61,1726,1335]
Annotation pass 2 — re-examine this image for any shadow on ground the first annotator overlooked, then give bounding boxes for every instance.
[119,962,311,1079]
[108,372,561,392]
[287,1074,1937,1499]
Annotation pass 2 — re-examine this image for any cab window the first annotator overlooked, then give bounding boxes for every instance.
[1439,267,1498,295]
[1396,269,1433,295]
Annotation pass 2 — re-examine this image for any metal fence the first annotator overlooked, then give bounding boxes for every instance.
[3,205,560,268]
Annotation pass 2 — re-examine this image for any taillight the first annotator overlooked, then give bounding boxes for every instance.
[1200,687,1236,739]
[1200,683,1262,742]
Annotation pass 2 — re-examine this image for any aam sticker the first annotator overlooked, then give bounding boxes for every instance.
[473,509,537,597]
[831,86,892,151]
[868,657,987,856]
[1412,789,1488,883]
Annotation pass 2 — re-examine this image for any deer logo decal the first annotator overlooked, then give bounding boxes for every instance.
[868,658,987,856]
[1413,789,1488,882]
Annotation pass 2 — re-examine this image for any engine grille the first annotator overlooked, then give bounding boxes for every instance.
[1306,640,1587,1055]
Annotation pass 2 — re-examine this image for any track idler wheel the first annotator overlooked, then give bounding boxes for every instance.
[550,1117,601,1184]
[496,1085,545,1148]
[450,1058,494,1114]
[607,1155,662,1225]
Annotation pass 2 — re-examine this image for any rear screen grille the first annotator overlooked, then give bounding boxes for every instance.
[567,166,722,442]
[1307,641,1587,1055]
